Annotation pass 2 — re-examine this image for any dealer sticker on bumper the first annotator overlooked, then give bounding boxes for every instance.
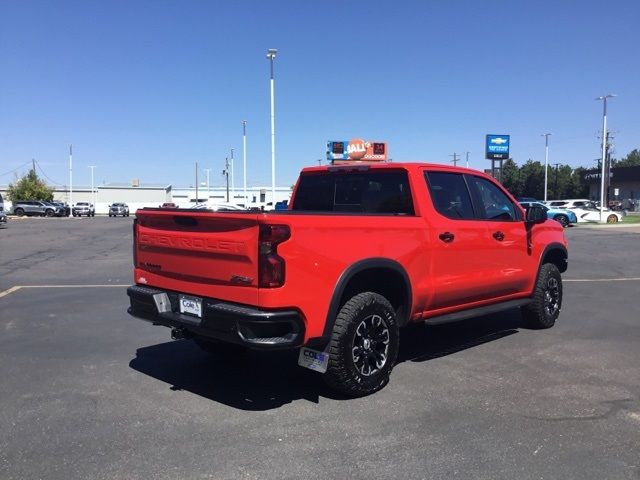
[298,347,329,374]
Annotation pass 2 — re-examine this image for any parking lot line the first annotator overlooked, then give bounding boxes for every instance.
[0,284,129,299]
[564,277,640,282]
[0,286,22,298]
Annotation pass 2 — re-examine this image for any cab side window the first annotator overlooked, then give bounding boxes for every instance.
[468,176,519,221]
[425,172,475,220]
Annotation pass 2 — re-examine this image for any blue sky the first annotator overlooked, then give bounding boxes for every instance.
[1,0,638,189]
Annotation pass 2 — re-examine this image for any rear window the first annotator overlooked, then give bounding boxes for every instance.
[292,170,414,215]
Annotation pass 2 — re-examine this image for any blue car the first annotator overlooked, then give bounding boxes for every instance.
[520,201,577,228]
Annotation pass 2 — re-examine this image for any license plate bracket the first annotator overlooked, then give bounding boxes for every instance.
[179,295,202,319]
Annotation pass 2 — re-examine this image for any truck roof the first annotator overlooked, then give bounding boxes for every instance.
[300,162,485,175]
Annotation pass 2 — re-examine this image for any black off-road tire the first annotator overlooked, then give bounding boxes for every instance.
[323,292,400,397]
[15,208,25,217]
[193,336,246,358]
[45,209,54,217]
[554,214,569,227]
[522,263,562,329]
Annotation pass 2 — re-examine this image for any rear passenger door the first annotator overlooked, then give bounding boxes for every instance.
[424,171,504,309]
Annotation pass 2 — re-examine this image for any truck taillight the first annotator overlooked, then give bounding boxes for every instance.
[133,218,138,268]
[258,224,290,288]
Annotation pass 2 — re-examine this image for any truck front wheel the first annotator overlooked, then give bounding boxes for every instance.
[522,263,562,329]
[324,292,399,397]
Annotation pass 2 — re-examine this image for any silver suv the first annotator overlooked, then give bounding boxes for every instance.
[72,202,95,217]
[11,201,64,217]
[109,203,130,217]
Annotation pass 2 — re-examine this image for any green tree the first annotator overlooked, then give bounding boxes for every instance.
[568,167,589,198]
[613,149,640,168]
[500,158,523,197]
[6,169,54,202]
[520,160,545,199]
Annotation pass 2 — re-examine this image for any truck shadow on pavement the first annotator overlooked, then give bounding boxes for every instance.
[129,309,524,411]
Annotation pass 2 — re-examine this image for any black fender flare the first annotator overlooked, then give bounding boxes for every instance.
[321,258,413,339]
[533,243,568,292]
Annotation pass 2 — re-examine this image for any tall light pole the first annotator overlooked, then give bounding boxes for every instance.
[242,120,247,206]
[88,165,96,208]
[542,133,551,202]
[69,144,73,217]
[204,168,211,203]
[267,48,277,204]
[230,148,235,200]
[465,151,470,169]
[596,94,616,222]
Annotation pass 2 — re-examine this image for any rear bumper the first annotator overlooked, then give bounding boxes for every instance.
[127,285,305,350]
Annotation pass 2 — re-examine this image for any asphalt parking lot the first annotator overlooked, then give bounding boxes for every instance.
[1,217,639,479]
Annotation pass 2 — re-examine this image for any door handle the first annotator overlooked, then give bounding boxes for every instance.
[492,231,505,241]
[439,232,455,243]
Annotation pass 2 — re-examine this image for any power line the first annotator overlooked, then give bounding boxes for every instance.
[0,161,32,178]
[35,159,64,186]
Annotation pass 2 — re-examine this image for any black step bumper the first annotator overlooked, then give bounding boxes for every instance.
[127,285,304,350]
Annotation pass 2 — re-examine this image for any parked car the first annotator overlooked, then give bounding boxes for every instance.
[160,202,177,209]
[0,192,4,212]
[11,200,64,217]
[109,203,130,217]
[72,202,95,217]
[274,200,289,211]
[192,202,245,211]
[517,196,538,203]
[128,162,568,397]
[0,210,6,228]
[520,201,577,227]
[547,199,623,223]
[572,204,622,223]
[50,201,70,216]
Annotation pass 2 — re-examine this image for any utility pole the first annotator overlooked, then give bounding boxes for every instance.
[596,94,615,221]
[195,161,199,204]
[223,157,230,202]
[32,158,36,173]
[465,151,470,168]
[449,152,459,166]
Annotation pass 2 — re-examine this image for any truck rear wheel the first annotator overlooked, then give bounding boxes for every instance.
[324,292,399,397]
[522,263,562,329]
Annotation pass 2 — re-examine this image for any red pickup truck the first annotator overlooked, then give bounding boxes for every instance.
[128,162,568,396]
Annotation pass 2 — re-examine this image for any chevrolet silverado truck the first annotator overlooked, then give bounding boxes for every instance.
[127,162,568,396]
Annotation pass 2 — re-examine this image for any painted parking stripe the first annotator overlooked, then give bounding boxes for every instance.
[0,284,129,298]
[564,278,640,282]
[0,286,22,298]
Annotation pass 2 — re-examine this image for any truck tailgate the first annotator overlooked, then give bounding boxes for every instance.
[134,210,261,303]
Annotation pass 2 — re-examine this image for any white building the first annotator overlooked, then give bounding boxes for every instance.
[0,182,292,214]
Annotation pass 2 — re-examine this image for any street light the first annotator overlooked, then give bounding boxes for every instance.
[541,133,551,202]
[596,94,616,222]
[242,120,247,206]
[88,165,96,209]
[267,48,277,204]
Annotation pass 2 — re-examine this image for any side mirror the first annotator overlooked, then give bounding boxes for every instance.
[526,205,547,224]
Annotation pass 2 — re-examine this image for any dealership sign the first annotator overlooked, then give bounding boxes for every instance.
[485,134,510,160]
[327,139,388,162]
